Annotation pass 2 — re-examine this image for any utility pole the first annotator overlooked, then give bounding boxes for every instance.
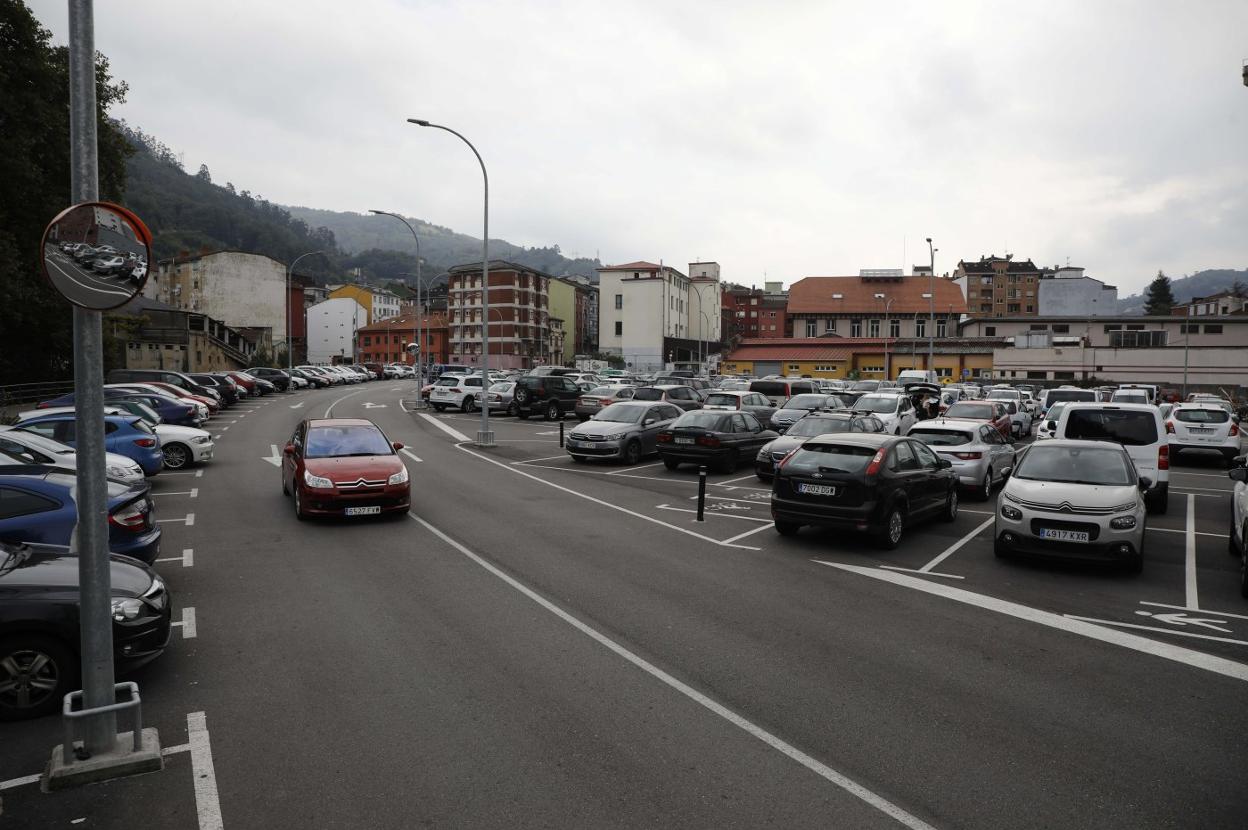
[926,238,936,372]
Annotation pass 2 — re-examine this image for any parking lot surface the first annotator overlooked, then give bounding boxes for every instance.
[3,383,1245,829]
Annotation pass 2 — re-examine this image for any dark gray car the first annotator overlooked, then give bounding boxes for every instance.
[754,412,887,481]
[769,393,856,433]
[631,385,703,412]
[702,391,778,424]
[566,401,683,465]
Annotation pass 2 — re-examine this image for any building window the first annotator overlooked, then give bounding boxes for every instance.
[868,319,880,337]
[788,364,801,371]
[936,319,947,338]
[614,294,622,309]
[1026,371,1047,380]
[915,318,926,338]
[1205,324,1223,334]
[1109,330,1167,348]
[936,368,953,378]
[1104,324,1122,332]
[1029,324,1048,331]
[1007,304,1021,313]
[805,320,817,337]
[984,326,996,336]
[888,319,900,338]
[851,319,862,337]
[1025,305,1034,313]
[1180,323,1196,334]
[1052,324,1070,334]
[824,319,835,333]
[614,321,622,336]
[1054,371,1076,380]
[769,311,777,318]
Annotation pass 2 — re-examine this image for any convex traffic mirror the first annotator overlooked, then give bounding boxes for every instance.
[40,201,153,310]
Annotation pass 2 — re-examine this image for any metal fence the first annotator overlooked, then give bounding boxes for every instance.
[0,380,76,422]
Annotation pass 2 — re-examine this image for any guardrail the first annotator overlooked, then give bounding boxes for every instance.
[0,380,76,421]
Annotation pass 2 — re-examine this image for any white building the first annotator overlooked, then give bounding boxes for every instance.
[306,296,368,364]
[597,260,721,372]
[1037,266,1119,316]
[371,288,401,322]
[147,251,288,340]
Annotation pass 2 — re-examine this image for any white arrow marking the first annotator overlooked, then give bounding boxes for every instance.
[1135,610,1232,633]
[262,444,281,467]
[362,402,387,409]
[290,401,305,409]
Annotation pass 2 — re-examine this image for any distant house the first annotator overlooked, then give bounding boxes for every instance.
[107,296,256,372]
[1181,290,1248,318]
[306,297,368,364]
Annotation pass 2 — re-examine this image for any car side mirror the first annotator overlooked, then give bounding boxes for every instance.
[939,458,953,469]
[1000,466,1012,480]
[1138,476,1153,491]
[283,444,295,456]
[644,418,655,426]
[1045,421,1055,431]
[392,441,404,450]
[1229,467,1248,483]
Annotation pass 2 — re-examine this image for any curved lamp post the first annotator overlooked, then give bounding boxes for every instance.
[369,210,424,390]
[287,250,325,369]
[874,292,895,380]
[408,118,492,446]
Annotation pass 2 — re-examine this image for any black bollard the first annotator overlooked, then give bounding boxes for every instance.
[696,465,708,521]
[559,421,565,448]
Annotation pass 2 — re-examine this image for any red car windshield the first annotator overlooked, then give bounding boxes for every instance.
[305,425,393,458]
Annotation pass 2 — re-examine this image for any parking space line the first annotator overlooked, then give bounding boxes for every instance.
[400,448,423,463]
[188,711,224,830]
[1168,485,1234,493]
[157,513,195,525]
[419,413,471,442]
[160,470,204,477]
[457,444,763,551]
[917,517,994,573]
[1064,615,1248,646]
[1185,494,1199,610]
[721,524,775,544]
[655,504,771,523]
[1171,470,1236,479]
[156,548,194,568]
[1147,526,1228,539]
[1140,601,1248,621]
[512,454,570,465]
[879,565,965,580]
[154,489,198,498]
[607,461,665,475]
[1170,491,1223,499]
[0,772,42,790]
[172,607,197,638]
[406,510,934,830]
[717,473,760,484]
[815,561,1248,682]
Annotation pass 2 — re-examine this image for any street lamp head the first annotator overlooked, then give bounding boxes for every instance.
[407,118,432,127]
[368,209,387,216]
[925,237,932,244]
[873,292,886,299]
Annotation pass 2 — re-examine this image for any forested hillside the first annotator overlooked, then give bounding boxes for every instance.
[1117,268,1248,314]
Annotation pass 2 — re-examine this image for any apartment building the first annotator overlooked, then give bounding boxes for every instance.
[355,313,449,366]
[146,250,288,341]
[787,271,966,341]
[306,296,368,364]
[723,281,789,343]
[328,283,402,325]
[446,260,552,370]
[597,260,720,372]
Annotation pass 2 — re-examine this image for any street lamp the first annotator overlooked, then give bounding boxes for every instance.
[370,210,424,391]
[287,250,324,370]
[925,237,936,372]
[406,117,489,446]
[874,292,895,380]
[690,282,719,374]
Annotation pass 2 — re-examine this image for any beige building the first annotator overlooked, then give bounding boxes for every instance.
[110,297,256,372]
[146,250,288,341]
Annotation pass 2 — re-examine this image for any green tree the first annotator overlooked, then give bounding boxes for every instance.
[1143,270,1176,316]
[0,1,133,384]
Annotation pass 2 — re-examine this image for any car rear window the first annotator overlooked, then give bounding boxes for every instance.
[632,388,663,401]
[1174,408,1230,424]
[945,403,992,419]
[704,393,740,408]
[1044,390,1096,405]
[784,394,826,410]
[910,428,973,446]
[674,412,730,430]
[1063,409,1158,446]
[788,417,851,437]
[749,381,788,398]
[785,443,877,474]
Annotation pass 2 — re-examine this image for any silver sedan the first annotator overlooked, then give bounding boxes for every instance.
[908,419,1016,499]
[486,382,518,416]
[566,401,683,465]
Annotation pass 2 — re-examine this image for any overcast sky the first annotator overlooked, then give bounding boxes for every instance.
[33,0,1248,294]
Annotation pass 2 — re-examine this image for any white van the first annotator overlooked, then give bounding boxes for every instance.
[1053,403,1169,513]
[1038,386,1097,417]
[896,369,938,386]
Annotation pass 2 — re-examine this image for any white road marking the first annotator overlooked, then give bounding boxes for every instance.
[655,503,770,523]
[172,606,197,638]
[161,742,191,755]
[511,454,570,464]
[815,561,1248,682]
[721,523,775,544]
[878,565,965,580]
[290,402,305,409]
[1140,601,1248,621]
[918,517,994,573]
[188,711,224,830]
[157,548,194,568]
[502,461,771,491]
[154,490,198,497]
[1168,485,1234,493]
[262,444,281,467]
[605,461,666,475]
[1134,610,1231,633]
[407,511,933,830]
[1066,615,1248,645]
[362,402,387,409]
[457,444,762,551]
[1170,491,1223,499]
[1146,526,1229,539]
[420,413,471,442]
[960,508,995,516]
[400,448,423,463]
[324,389,365,417]
[1185,494,1198,610]
[717,473,761,484]
[1171,469,1238,478]
[157,513,195,525]
[0,773,41,790]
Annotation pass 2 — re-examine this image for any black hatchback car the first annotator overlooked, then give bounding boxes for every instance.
[0,541,172,720]
[656,410,778,473]
[770,433,958,548]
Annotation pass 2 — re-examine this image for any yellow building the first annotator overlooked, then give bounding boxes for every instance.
[547,278,577,365]
[721,338,996,381]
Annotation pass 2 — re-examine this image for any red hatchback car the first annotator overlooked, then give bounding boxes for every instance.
[281,418,411,519]
[940,401,1013,439]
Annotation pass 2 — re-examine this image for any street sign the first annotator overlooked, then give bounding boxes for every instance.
[40,202,153,310]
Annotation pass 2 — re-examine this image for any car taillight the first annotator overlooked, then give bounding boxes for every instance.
[598,398,614,406]
[109,501,146,530]
[1165,421,1175,434]
[37,402,50,408]
[953,451,982,460]
[696,434,720,448]
[656,433,672,443]
[134,437,157,448]
[1158,444,1169,471]
[865,447,887,477]
[578,397,591,405]
[1232,423,1240,437]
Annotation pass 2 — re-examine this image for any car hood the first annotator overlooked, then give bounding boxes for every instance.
[0,546,155,597]
[771,408,810,422]
[573,420,639,437]
[304,455,404,481]
[1004,477,1141,509]
[759,434,812,456]
[154,425,210,441]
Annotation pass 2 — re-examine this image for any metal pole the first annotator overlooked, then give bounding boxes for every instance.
[696,466,707,521]
[926,238,935,371]
[68,0,116,755]
[1182,325,1190,398]
[369,212,424,396]
[408,119,492,445]
[286,250,323,370]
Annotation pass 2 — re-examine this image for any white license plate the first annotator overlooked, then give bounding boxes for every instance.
[344,506,381,516]
[1038,528,1089,543]
[674,437,694,445]
[797,483,838,496]
[1188,427,1213,433]
[571,440,599,449]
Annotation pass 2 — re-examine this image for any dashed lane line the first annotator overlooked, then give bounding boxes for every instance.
[324,389,366,418]
[406,510,936,830]
[400,448,424,463]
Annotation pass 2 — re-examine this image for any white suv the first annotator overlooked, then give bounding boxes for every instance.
[1166,403,1242,466]
[1228,459,1248,597]
[1054,403,1169,514]
[429,374,487,412]
[851,392,918,435]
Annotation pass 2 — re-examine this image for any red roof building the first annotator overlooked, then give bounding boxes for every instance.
[786,274,966,340]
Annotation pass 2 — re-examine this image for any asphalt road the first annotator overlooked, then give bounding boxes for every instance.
[3,383,1245,829]
[41,244,139,309]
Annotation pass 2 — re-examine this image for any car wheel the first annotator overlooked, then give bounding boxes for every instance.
[874,505,905,550]
[942,488,959,522]
[293,487,307,521]
[1240,527,1248,598]
[0,636,76,721]
[162,442,191,470]
[979,470,993,501]
[1145,484,1168,515]
[662,457,681,471]
[774,521,800,537]
[545,401,561,421]
[1230,516,1241,557]
[506,401,518,417]
[993,538,1009,559]
[622,441,642,465]
[570,455,586,463]
[432,404,446,412]
[461,396,475,413]
[282,474,290,496]
[517,411,529,420]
